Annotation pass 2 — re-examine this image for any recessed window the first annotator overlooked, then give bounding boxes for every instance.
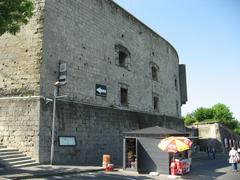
[174,75,178,91]
[153,96,159,111]
[120,87,128,106]
[119,51,127,67]
[176,100,179,116]
[115,44,130,68]
[150,62,159,81]
[152,66,158,81]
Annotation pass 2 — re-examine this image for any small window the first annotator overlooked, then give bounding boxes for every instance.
[150,62,159,81]
[174,75,178,91]
[152,66,158,81]
[120,87,128,106]
[115,44,130,68]
[176,100,179,116]
[153,96,159,111]
[119,51,127,67]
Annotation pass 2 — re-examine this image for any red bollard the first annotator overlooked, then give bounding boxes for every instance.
[170,161,177,176]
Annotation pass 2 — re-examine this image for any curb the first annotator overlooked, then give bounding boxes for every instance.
[3,168,105,179]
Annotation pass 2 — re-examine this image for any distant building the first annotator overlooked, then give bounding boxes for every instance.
[0,0,187,165]
[187,122,240,153]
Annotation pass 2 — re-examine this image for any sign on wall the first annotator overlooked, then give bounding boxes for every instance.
[59,62,67,85]
[58,136,76,146]
[96,84,107,97]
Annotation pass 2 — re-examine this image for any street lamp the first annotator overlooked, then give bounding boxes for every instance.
[50,81,67,165]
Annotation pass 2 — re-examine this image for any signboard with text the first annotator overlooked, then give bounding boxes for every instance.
[58,136,76,146]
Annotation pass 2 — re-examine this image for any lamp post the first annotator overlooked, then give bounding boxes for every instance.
[50,81,67,165]
[50,82,59,165]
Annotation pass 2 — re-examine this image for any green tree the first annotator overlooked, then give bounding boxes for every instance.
[212,103,234,122]
[183,113,196,125]
[234,127,240,135]
[0,0,34,36]
[182,103,240,135]
[194,107,213,122]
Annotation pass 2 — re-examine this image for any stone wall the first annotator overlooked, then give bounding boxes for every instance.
[39,100,185,165]
[190,123,240,153]
[0,98,40,160]
[0,0,187,165]
[41,0,182,118]
[0,0,45,161]
[0,0,45,97]
[219,123,240,152]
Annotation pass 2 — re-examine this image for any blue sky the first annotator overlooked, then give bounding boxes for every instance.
[114,0,240,120]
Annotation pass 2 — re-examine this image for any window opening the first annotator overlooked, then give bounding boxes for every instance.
[174,76,178,91]
[153,96,159,111]
[176,100,179,116]
[119,51,127,67]
[121,87,128,105]
[115,44,130,68]
[152,66,158,81]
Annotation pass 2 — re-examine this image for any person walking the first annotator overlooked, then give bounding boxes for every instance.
[229,147,239,172]
[211,147,216,159]
[207,147,211,159]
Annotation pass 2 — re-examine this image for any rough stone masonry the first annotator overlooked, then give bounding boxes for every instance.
[0,0,187,165]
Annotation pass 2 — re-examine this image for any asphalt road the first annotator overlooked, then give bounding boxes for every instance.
[183,154,240,180]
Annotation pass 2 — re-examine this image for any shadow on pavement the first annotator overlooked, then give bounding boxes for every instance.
[0,165,103,179]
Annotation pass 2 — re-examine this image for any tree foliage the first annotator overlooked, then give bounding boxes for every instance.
[212,103,233,122]
[194,107,213,122]
[182,113,196,125]
[182,103,240,135]
[0,0,34,36]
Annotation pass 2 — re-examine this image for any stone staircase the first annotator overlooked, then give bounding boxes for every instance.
[0,144,39,168]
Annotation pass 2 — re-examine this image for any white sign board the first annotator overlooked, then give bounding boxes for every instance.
[59,63,67,72]
[59,136,76,146]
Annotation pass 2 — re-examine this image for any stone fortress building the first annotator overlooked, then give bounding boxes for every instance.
[0,0,187,165]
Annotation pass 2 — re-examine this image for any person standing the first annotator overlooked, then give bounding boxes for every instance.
[229,147,240,172]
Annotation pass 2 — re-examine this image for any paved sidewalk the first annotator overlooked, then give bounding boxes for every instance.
[0,165,104,179]
[0,153,230,180]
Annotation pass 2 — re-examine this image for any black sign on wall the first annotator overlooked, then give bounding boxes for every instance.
[96,84,107,97]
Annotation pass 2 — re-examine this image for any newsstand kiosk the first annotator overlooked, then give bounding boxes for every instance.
[123,126,191,175]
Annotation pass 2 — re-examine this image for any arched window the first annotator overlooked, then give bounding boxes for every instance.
[150,62,159,81]
[229,139,232,147]
[152,66,158,81]
[119,51,127,66]
[115,44,130,68]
